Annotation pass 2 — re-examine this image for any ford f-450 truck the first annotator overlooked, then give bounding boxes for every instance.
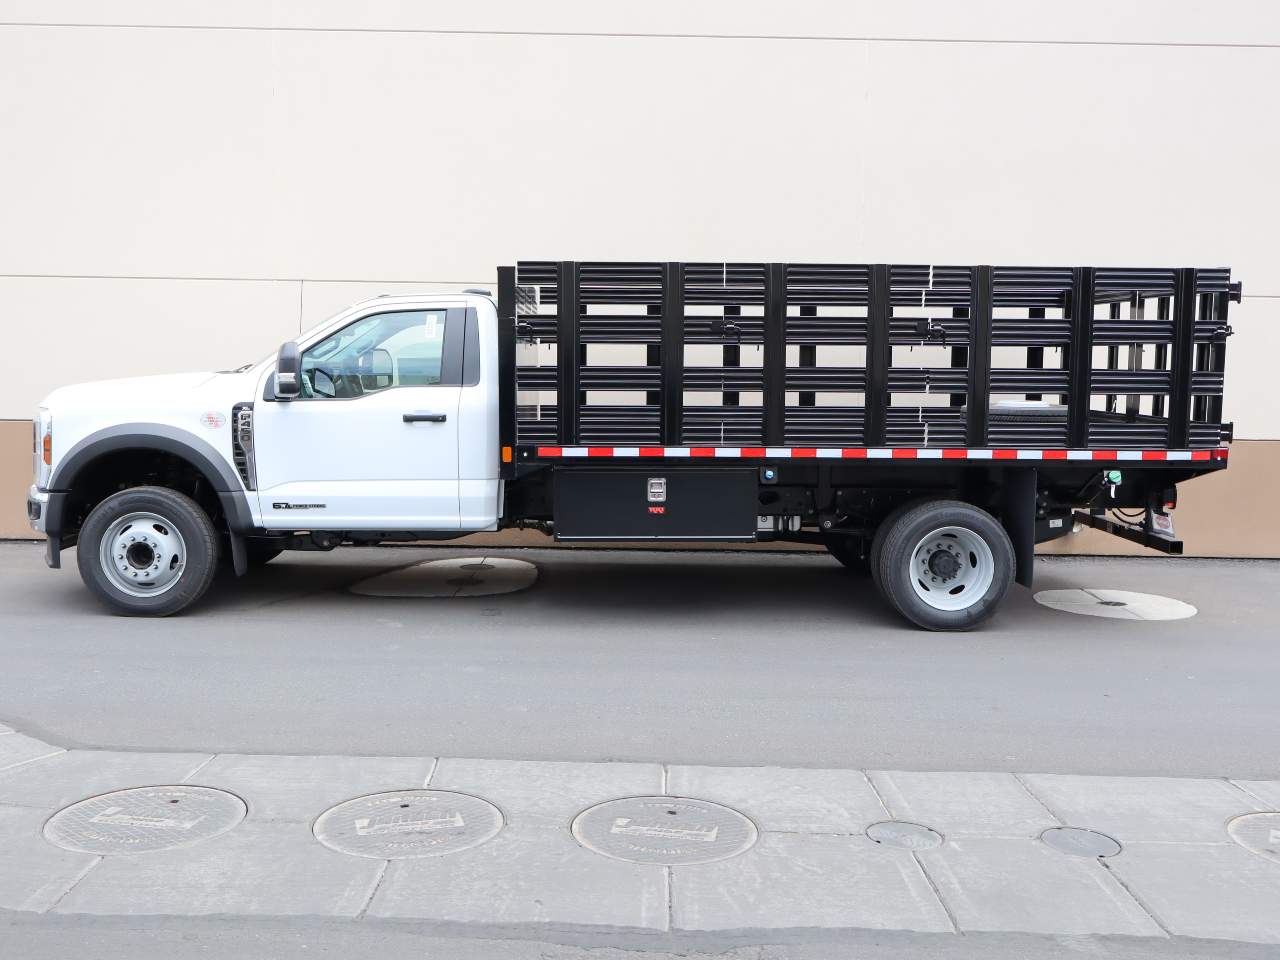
[28,261,1236,629]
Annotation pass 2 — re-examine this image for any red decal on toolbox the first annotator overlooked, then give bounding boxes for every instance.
[792,448,817,458]
[689,447,715,457]
[892,448,917,459]
[1042,450,1067,460]
[639,447,665,457]
[993,449,1018,460]
[741,447,766,457]
[941,449,968,459]
[842,448,868,458]
[1142,450,1167,460]
[1191,450,1210,461]
[538,447,563,457]
[587,447,612,457]
[1093,450,1118,460]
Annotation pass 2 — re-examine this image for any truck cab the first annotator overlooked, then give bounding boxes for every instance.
[29,293,503,616]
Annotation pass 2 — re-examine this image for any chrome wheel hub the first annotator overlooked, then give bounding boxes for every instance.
[99,512,187,598]
[910,525,994,612]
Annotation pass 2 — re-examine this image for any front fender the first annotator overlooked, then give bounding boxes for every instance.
[45,423,254,566]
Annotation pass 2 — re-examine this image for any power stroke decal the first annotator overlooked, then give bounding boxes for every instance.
[271,502,327,510]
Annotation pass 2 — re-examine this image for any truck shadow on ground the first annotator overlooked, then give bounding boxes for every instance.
[201,549,913,628]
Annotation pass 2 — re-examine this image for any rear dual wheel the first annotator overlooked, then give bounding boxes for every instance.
[872,500,1014,631]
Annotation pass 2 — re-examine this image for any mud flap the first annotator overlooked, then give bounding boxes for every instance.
[228,531,248,577]
[1001,467,1037,588]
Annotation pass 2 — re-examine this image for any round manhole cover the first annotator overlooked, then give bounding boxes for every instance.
[866,820,943,850]
[1041,826,1122,858]
[44,785,246,855]
[313,790,504,859]
[349,557,537,598]
[1227,812,1280,863]
[1033,589,1196,621]
[571,796,758,865]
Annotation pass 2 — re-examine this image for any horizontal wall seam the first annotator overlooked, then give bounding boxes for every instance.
[0,274,496,286]
[1,21,1279,51]
[0,273,1275,299]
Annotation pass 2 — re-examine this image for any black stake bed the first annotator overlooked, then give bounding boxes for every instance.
[497,261,1235,473]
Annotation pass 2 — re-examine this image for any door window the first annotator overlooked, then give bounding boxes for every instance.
[299,310,448,399]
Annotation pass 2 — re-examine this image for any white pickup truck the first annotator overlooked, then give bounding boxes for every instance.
[28,260,1234,629]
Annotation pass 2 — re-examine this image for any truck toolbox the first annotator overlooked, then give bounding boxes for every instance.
[553,468,757,540]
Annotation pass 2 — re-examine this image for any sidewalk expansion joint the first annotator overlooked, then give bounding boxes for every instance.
[355,860,391,920]
[42,855,101,914]
[1012,772,1064,824]
[1100,858,1173,939]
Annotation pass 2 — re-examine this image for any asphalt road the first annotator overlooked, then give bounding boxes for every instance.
[1,541,1276,779]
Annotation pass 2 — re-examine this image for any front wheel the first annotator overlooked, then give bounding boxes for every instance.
[874,499,1013,631]
[77,486,220,616]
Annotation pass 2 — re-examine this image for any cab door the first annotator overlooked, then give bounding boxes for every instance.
[252,306,465,530]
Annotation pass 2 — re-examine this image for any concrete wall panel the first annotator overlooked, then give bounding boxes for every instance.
[0,277,298,418]
[3,1,1278,46]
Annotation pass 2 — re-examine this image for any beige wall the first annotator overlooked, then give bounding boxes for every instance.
[1,2,1277,548]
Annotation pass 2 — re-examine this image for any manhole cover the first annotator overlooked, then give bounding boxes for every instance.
[1227,812,1280,863]
[571,796,758,865]
[44,785,246,855]
[1041,826,1122,858]
[866,820,943,850]
[313,790,503,859]
[349,557,537,598]
[1033,589,1197,621]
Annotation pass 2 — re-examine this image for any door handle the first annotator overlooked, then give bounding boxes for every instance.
[403,411,448,423]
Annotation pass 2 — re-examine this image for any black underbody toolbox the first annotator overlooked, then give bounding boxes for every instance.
[553,469,757,540]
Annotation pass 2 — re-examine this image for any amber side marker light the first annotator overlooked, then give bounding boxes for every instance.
[42,431,52,465]
[501,445,513,464]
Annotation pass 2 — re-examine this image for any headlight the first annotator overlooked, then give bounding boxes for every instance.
[33,408,52,489]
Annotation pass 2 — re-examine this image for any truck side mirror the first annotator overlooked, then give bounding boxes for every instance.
[275,341,301,400]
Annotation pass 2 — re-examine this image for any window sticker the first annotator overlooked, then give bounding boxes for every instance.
[425,313,439,341]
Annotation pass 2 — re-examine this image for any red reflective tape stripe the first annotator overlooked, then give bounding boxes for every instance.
[792,448,817,458]
[587,447,613,457]
[993,449,1018,460]
[638,447,665,457]
[892,448,917,459]
[842,448,868,458]
[537,447,563,457]
[1093,450,1118,460]
[689,447,715,457]
[740,447,766,457]
[941,449,968,459]
[1190,450,1210,461]
[1042,449,1067,460]
[1141,450,1166,460]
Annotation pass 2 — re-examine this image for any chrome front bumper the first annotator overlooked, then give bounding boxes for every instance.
[27,485,48,534]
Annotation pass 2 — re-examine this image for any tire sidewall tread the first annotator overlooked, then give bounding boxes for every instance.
[77,486,220,617]
[875,499,1014,631]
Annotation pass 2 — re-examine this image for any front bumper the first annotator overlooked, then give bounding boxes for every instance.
[28,485,68,569]
[27,485,48,534]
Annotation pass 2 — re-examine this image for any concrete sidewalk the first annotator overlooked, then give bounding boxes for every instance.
[1,724,1278,945]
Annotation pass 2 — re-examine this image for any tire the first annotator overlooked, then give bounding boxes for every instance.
[874,499,1014,631]
[77,486,220,617]
[822,534,870,575]
[868,499,922,596]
